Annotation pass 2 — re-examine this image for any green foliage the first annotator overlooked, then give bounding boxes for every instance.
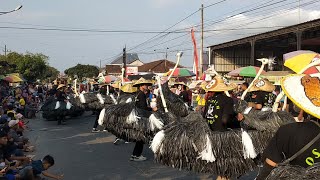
[64,64,99,79]
[0,52,59,82]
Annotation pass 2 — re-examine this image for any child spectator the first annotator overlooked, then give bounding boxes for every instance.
[19,155,63,180]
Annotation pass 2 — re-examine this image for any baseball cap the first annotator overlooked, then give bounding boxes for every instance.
[8,120,19,128]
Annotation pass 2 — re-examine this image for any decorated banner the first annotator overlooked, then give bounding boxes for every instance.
[191,28,199,79]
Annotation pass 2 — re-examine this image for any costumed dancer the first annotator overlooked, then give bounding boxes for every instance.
[92,83,109,132]
[41,84,68,124]
[98,78,164,161]
[236,78,295,132]
[248,78,276,111]
[130,78,153,161]
[257,73,320,180]
[55,84,67,125]
[202,78,236,132]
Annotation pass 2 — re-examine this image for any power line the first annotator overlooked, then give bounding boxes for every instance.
[126,0,228,52]
[133,0,291,54]
[0,26,190,34]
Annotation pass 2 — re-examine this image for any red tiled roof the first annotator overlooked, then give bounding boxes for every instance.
[105,65,121,74]
[138,59,184,73]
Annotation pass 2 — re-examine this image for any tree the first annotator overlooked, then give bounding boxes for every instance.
[44,66,60,82]
[64,64,99,79]
[0,52,60,82]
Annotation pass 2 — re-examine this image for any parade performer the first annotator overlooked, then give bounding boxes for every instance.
[202,78,236,131]
[248,78,276,111]
[98,79,164,160]
[130,78,153,161]
[235,58,295,132]
[257,73,320,180]
[41,84,71,125]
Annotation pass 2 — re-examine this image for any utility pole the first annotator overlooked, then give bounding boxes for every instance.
[99,60,102,69]
[298,0,301,24]
[200,4,204,76]
[123,46,127,78]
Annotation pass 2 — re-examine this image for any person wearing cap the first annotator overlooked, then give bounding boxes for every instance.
[2,120,31,167]
[130,78,153,161]
[257,74,320,179]
[202,77,237,132]
[248,78,276,110]
[7,120,31,152]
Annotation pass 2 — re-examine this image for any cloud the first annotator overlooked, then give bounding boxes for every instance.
[204,8,320,45]
[150,0,186,8]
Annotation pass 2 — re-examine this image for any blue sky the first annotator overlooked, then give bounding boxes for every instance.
[1,0,320,72]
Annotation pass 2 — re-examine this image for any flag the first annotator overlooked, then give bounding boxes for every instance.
[191,28,199,79]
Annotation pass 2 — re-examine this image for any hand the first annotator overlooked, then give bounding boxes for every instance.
[24,157,32,162]
[237,113,244,121]
[0,168,6,173]
[57,174,64,180]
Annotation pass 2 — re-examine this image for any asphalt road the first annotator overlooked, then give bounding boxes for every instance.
[26,112,257,180]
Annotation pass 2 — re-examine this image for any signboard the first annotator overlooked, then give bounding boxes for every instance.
[126,66,138,75]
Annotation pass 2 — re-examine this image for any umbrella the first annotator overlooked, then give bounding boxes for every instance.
[188,80,205,89]
[228,66,266,77]
[283,50,319,73]
[3,75,24,83]
[104,75,117,83]
[165,68,196,77]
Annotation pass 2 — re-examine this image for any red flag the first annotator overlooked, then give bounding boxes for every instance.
[191,28,199,79]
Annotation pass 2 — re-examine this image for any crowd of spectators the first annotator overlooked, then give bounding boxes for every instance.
[0,81,63,180]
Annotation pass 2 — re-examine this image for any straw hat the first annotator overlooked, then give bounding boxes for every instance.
[121,83,137,93]
[57,84,66,90]
[281,73,320,119]
[133,77,153,87]
[248,78,275,92]
[201,77,237,92]
[111,81,120,89]
[92,81,99,85]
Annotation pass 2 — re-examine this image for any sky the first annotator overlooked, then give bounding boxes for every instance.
[1,0,320,72]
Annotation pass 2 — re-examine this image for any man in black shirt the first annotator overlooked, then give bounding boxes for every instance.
[131,78,153,161]
[257,74,320,179]
[257,120,320,179]
[248,79,275,110]
[204,92,234,131]
[202,77,237,132]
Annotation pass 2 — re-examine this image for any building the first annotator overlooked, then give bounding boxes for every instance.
[138,59,184,74]
[208,18,320,73]
[105,53,144,75]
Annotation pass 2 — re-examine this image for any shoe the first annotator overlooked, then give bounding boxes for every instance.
[92,128,100,133]
[113,138,121,145]
[102,129,107,132]
[130,155,147,161]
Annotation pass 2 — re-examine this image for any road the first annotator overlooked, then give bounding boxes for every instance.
[26,112,257,180]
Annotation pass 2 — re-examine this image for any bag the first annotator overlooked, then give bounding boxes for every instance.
[266,121,320,180]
